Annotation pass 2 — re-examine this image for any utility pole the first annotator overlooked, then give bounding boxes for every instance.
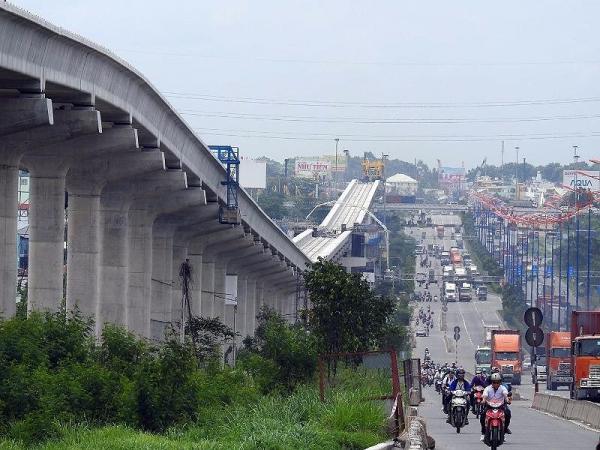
[501,140,505,171]
[515,146,520,200]
[334,138,339,192]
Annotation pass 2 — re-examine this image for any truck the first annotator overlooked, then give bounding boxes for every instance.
[483,324,500,346]
[546,331,572,390]
[475,346,492,374]
[450,253,462,267]
[459,282,472,302]
[436,225,444,239]
[444,282,457,302]
[532,347,547,385]
[570,311,600,400]
[476,285,488,301]
[491,329,522,385]
[440,251,450,266]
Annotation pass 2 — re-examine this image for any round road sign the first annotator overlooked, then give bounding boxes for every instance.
[524,307,543,328]
[453,325,461,334]
[525,327,544,347]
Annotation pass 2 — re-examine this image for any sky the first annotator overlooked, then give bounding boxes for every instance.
[8,0,600,168]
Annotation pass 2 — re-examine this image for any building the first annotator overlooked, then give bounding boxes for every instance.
[385,173,418,203]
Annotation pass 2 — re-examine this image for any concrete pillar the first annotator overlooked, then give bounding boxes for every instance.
[27,169,66,312]
[256,282,265,311]
[236,275,248,338]
[213,262,227,320]
[187,246,202,317]
[245,278,257,336]
[66,191,100,320]
[171,240,188,327]
[127,209,153,337]
[97,194,129,334]
[150,230,173,340]
[201,259,215,318]
[0,161,18,317]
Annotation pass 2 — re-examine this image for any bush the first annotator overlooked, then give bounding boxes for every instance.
[240,306,317,393]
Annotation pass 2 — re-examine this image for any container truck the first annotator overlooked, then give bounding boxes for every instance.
[570,311,600,400]
[491,329,522,385]
[545,331,572,391]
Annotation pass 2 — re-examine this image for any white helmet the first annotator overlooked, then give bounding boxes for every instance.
[490,373,502,382]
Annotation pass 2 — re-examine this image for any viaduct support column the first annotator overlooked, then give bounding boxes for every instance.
[245,278,257,336]
[187,244,203,317]
[66,191,100,320]
[97,194,129,334]
[27,168,66,312]
[201,259,215,318]
[150,228,173,340]
[235,275,248,338]
[171,239,188,328]
[0,159,18,317]
[213,261,227,320]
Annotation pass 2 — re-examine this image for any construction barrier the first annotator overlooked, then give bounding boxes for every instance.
[532,393,600,430]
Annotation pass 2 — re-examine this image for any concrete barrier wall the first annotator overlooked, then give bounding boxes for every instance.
[532,393,600,430]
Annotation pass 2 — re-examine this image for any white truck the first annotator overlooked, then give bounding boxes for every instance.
[444,282,457,302]
[459,282,472,302]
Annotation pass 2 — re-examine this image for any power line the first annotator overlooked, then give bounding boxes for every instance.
[194,127,600,142]
[179,109,600,124]
[165,91,600,109]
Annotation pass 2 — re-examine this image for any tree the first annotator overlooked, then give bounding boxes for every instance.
[304,259,394,374]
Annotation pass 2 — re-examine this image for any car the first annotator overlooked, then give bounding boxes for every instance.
[416,326,429,337]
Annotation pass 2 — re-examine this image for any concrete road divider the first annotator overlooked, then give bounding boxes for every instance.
[532,393,600,430]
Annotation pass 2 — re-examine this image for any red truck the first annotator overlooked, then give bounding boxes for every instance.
[545,331,572,391]
[491,329,522,385]
[570,311,600,400]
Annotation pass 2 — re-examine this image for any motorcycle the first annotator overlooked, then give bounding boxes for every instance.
[472,385,484,418]
[483,398,506,449]
[449,389,468,433]
[435,379,442,394]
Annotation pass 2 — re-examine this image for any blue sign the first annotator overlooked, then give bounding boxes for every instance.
[516,266,522,276]
[568,266,575,277]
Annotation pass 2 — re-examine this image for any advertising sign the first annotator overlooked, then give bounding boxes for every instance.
[562,170,600,192]
[438,167,466,186]
[239,159,267,189]
[294,159,331,178]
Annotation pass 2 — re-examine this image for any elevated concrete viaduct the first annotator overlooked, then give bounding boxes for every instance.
[0,3,309,341]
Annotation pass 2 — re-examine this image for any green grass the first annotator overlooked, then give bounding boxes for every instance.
[0,370,389,450]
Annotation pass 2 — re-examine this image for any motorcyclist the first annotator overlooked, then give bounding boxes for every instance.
[441,369,456,413]
[485,366,501,386]
[447,369,471,424]
[480,373,512,442]
[470,370,487,412]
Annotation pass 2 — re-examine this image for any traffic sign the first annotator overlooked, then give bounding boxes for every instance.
[525,327,544,347]
[524,307,543,328]
[454,331,460,341]
[453,326,461,333]
[568,266,575,277]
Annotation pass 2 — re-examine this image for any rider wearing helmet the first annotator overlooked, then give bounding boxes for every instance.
[480,373,512,441]
[447,369,471,424]
[441,369,456,413]
[470,370,487,412]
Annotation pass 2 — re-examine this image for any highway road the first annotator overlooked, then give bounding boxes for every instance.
[408,214,599,449]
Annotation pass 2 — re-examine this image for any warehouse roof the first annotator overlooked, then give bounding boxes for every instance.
[387,173,418,184]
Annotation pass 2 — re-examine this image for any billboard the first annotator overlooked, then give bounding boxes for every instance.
[562,170,600,192]
[294,159,331,178]
[239,159,267,189]
[439,167,466,185]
